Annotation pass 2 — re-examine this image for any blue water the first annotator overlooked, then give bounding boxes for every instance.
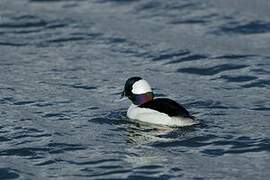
[0,0,270,179]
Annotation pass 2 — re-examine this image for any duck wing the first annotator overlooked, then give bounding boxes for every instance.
[139,98,191,117]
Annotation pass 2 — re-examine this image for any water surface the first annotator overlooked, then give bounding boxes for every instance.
[0,0,270,179]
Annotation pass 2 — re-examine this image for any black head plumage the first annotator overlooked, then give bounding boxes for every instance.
[122,76,142,99]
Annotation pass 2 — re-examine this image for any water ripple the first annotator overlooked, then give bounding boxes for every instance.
[96,0,138,4]
[0,15,47,28]
[47,142,86,154]
[0,42,27,47]
[214,54,256,59]
[217,75,258,83]
[47,37,85,43]
[219,21,270,35]
[13,100,36,106]
[29,0,83,2]
[202,136,270,156]
[165,54,208,64]
[186,100,230,109]
[0,136,10,142]
[0,0,269,179]
[0,168,20,179]
[86,159,120,165]
[151,50,190,61]
[242,79,270,88]
[35,160,57,166]
[152,134,270,156]
[152,135,214,148]
[0,147,48,157]
[177,64,248,76]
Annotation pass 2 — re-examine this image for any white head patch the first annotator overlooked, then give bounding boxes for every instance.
[132,79,152,94]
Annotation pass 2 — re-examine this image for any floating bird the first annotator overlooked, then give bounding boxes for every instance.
[121,77,196,127]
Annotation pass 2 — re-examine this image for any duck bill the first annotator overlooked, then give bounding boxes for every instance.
[120,91,125,99]
[113,91,127,103]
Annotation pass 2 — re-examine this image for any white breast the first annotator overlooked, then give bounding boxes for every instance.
[127,104,196,127]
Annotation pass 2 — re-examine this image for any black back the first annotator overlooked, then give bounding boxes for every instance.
[139,98,191,117]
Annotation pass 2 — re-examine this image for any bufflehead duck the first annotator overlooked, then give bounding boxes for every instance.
[121,77,196,127]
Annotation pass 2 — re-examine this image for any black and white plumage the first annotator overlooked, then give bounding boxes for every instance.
[121,77,196,126]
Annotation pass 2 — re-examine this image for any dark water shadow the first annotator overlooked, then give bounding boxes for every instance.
[213,54,256,59]
[0,168,20,179]
[96,0,139,4]
[215,75,258,83]
[0,15,47,29]
[241,79,270,88]
[0,42,28,47]
[29,0,84,2]
[151,50,191,61]
[177,64,248,76]
[215,20,270,35]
